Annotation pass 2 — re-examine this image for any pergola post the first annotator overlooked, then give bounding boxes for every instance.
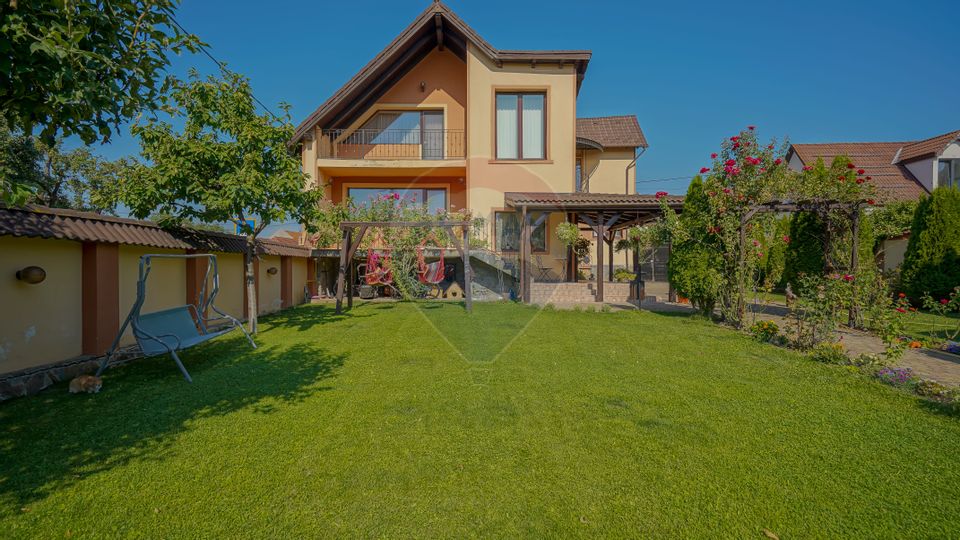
[596,211,604,303]
[520,206,531,303]
[667,240,677,302]
[567,212,576,282]
[335,227,351,314]
[606,232,615,281]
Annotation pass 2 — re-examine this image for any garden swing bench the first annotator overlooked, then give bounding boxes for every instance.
[95,253,256,382]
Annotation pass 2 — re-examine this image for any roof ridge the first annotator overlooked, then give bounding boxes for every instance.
[902,129,960,147]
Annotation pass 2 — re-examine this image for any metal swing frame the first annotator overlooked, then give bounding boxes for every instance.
[95,254,256,382]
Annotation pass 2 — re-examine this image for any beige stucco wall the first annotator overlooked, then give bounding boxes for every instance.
[0,237,83,373]
[118,247,187,345]
[882,237,909,272]
[258,255,283,314]
[581,148,636,195]
[465,43,578,223]
[292,257,308,305]
[214,252,245,320]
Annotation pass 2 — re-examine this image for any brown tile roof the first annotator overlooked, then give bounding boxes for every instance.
[576,116,648,149]
[897,130,960,162]
[0,206,312,257]
[504,192,683,208]
[293,1,591,141]
[789,142,927,201]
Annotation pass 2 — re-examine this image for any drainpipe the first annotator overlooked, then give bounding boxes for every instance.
[624,146,647,194]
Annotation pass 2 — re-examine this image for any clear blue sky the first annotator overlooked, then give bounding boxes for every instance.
[83,0,959,205]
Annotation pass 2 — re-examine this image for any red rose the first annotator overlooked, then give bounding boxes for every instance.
[942,299,950,305]
[857,169,865,175]
[730,136,740,142]
[711,153,718,159]
[847,163,855,169]
[866,176,872,180]
[783,235,790,243]
[898,292,906,298]
[725,159,736,166]
[896,307,906,313]
[748,125,756,130]
[802,165,813,171]
[774,158,782,165]
[655,191,668,200]
[700,167,710,174]
[733,142,740,149]
[867,199,876,205]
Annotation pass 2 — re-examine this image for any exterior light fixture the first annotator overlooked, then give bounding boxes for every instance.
[267,267,279,275]
[16,266,46,284]
[419,81,426,92]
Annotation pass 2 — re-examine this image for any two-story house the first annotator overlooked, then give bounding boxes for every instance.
[293,1,678,303]
[786,129,960,269]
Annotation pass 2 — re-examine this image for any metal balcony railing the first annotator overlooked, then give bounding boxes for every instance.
[318,129,465,160]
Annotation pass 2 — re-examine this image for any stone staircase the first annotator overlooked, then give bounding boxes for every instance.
[529,281,633,305]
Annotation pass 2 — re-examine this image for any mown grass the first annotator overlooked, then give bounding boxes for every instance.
[2,302,959,538]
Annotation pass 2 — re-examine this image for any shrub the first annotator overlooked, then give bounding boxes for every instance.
[667,176,722,316]
[809,341,849,364]
[915,379,953,401]
[875,367,916,386]
[900,187,960,301]
[749,319,779,342]
[613,268,636,282]
[782,212,825,290]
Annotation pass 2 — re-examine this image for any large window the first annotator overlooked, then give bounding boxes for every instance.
[356,110,444,159]
[938,159,960,189]
[347,187,447,214]
[495,211,546,252]
[495,92,545,160]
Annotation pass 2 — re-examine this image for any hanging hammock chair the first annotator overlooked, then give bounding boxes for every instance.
[417,232,446,285]
[364,230,393,286]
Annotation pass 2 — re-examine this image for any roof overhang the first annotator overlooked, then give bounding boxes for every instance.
[504,192,683,231]
[292,2,591,143]
[576,137,604,151]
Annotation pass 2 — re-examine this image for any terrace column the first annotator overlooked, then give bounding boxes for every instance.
[81,242,119,356]
[280,256,293,309]
[596,212,604,303]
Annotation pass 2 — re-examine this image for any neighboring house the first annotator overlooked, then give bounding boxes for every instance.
[293,1,670,301]
[785,130,960,270]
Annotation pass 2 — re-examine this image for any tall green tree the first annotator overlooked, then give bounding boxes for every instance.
[900,187,960,300]
[1,0,199,204]
[0,117,41,204]
[667,176,723,316]
[120,70,322,334]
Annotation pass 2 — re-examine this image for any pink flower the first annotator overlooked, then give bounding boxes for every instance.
[802,165,813,171]
[941,298,950,305]
[730,136,740,142]
[655,191,669,200]
[711,153,718,159]
[733,142,741,149]
[782,235,790,243]
[774,158,782,165]
[896,307,906,314]
[752,239,760,247]
[757,252,763,258]
[722,188,732,194]
[842,274,854,282]
[708,191,716,197]
[700,167,710,174]
[856,178,865,184]
[393,193,400,200]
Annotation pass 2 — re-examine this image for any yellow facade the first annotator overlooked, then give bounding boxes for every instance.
[118,247,187,345]
[216,253,246,320]
[0,237,83,373]
[257,255,283,315]
[292,257,308,305]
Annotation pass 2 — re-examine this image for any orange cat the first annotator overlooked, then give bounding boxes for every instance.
[68,375,102,394]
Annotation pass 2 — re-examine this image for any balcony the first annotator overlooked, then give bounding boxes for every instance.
[318,129,465,161]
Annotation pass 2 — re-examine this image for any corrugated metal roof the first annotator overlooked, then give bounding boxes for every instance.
[0,206,313,257]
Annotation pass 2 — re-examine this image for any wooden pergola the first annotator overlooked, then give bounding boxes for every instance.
[503,192,685,303]
[334,220,474,314]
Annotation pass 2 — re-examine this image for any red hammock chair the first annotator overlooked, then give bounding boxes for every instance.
[365,231,393,286]
[416,232,446,285]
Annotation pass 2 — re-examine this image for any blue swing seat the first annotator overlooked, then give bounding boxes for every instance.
[136,306,233,357]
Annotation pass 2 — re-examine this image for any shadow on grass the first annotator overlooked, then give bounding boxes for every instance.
[257,304,372,334]
[0,336,345,510]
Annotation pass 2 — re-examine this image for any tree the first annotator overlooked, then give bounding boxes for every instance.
[667,176,722,316]
[119,70,322,334]
[782,211,825,289]
[0,117,41,204]
[900,187,960,300]
[0,1,199,143]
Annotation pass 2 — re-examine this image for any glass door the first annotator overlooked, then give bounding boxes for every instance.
[421,111,444,160]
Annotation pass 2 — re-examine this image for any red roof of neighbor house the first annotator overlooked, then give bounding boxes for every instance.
[293,1,591,142]
[786,130,960,201]
[0,206,313,257]
[576,116,648,149]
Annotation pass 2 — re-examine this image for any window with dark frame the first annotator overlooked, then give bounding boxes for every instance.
[938,159,960,189]
[495,92,546,160]
[495,211,547,252]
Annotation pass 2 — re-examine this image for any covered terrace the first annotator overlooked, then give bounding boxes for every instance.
[503,192,684,303]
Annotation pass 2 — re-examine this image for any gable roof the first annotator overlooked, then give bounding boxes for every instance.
[788,142,927,201]
[897,130,960,162]
[292,1,591,142]
[576,116,648,149]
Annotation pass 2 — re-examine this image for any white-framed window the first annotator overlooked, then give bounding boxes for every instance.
[347,187,447,214]
[495,92,546,160]
[938,159,960,189]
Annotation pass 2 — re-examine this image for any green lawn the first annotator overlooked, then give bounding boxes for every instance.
[2,302,960,538]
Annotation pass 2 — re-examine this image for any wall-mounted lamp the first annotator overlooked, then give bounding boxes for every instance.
[16,266,46,284]
[267,267,279,276]
[419,81,426,92]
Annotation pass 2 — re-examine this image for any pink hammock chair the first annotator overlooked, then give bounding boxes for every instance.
[365,231,393,286]
[417,232,446,285]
